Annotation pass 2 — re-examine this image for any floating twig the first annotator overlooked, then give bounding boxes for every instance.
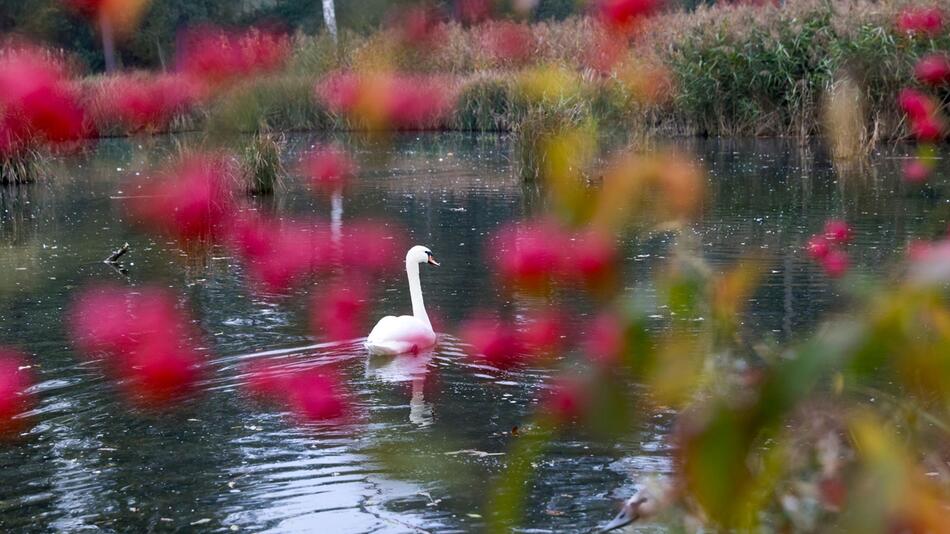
[105,242,130,264]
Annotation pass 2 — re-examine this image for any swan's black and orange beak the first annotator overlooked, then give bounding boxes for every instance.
[426,252,440,266]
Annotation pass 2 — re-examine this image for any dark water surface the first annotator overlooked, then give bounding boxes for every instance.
[0,134,946,532]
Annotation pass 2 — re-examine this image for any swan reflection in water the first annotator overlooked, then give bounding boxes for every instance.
[365,348,435,427]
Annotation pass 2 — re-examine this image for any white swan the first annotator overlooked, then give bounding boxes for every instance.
[364,245,439,355]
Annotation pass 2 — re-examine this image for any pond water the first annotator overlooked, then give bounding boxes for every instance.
[0,134,946,532]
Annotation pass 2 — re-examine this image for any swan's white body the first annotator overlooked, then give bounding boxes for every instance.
[365,246,438,355]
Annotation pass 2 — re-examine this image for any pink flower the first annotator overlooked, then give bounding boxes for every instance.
[542,377,588,424]
[479,21,534,65]
[244,359,292,401]
[339,220,407,274]
[311,278,369,341]
[177,26,290,88]
[491,221,570,292]
[568,230,618,290]
[806,235,831,260]
[914,54,950,85]
[598,0,663,33]
[392,6,446,50]
[129,154,235,242]
[456,0,492,23]
[584,313,626,366]
[299,146,356,190]
[912,114,944,141]
[898,88,935,121]
[286,370,348,422]
[823,220,853,245]
[384,76,454,129]
[897,7,944,36]
[315,72,455,130]
[0,349,33,436]
[821,249,850,278]
[125,338,202,404]
[0,45,89,150]
[315,72,361,115]
[460,315,525,369]
[69,285,207,408]
[95,74,203,132]
[903,159,931,183]
[229,216,332,292]
[519,311,567,354]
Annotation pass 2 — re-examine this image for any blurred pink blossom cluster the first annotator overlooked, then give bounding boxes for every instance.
[896,6,944,36]
[0,349,34,438]
[69,285,206,407]
[89,74,206,133]
[807,219,853,278]
[176,26,291,87]
[316,71,457,130]
[489,221,618,294]
[244,361,349,422]
[0,45,89,157]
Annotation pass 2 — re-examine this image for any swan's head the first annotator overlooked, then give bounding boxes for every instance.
[407,245,439,267]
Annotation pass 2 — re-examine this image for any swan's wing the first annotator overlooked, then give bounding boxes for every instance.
[365,315,436,355]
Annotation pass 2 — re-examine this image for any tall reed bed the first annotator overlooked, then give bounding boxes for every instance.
[74,1,947,141]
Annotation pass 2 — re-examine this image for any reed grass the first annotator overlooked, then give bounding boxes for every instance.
[75,1,950,141]
[241,131,286,196]
[0,149,47,185]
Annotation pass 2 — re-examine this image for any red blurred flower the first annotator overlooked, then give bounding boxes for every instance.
[456,0,492,23]
[519,311,567,355]
[177,25,291,88]
[903,159,931,183]
[299,146,356,191]
[820,249,850,278]
[316,71,361,115]
[806,235,831,260]
[479,21,534,65]
[0,46,89,151]
[339,220,407,273]
[129,154,235,242]
[392,5,446,50]
[126,338,202,403]
[823,219,853,245]
[584,30,627,74]
[244,359,293,401]
[460,315,525,369]
[244,362,349,423]
[542,377,588,423]
[385,75,455,129]
[912,114,944,141]
[896,7,944,36]
[311,278,369,341]
[69,285,186,360]
[914,54,950,85]
[315,72,456,130]
[597,0,663,33]
[286,369,348,422]
[898,88,935,122]
[0,349,33,436]
[229,215,332,292]
[68,285,207,407]
[94,74,203,132]
[491,221,570,292]
[568,230,619,290]
[584,312,626,366]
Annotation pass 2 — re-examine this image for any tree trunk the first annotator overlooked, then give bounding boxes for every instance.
[322,0,338,44]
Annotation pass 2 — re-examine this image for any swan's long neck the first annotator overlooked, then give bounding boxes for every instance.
[406,260,431,329]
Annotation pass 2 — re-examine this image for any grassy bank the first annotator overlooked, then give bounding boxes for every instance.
[79,0,948,142]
